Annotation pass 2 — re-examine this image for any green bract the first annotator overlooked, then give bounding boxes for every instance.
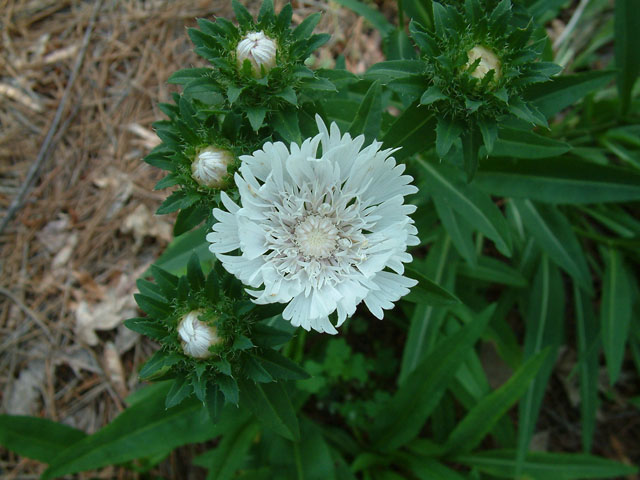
[125,254,308,415]
[145,0,332,236]
[179,0,332,136]
[411,0,562,178]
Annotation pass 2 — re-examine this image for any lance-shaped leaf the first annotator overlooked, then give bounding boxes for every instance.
[455,450,638,479]
[382,102,437,160]
[348,80,382,143]
[601,248,633,385]
[42,387,212,479]
[239,380,300,441]
[0,416,86,464]
[418,160,512,257]
[516,257,564,472]
[372,305,493,451]
[443,349,550,454]
[511,200,592,293]
[615,0,640,113]
[476,156,640,204]
[574,285,599,452]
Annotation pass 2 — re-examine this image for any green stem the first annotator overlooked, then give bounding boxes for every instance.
[294,441,304,480]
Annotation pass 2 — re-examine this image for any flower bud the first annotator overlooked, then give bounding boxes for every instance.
[191,146,234,188]
[236,31,277,78]
[177,311,222,359]
[466,45,502,81]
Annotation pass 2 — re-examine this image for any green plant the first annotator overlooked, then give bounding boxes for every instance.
[2,0,639,479]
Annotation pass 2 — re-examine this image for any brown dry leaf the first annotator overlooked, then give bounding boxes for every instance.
[3,359,45,415]
[127,123,161,150]
[120,203,172,251]
[93,168,134,220]
[103,341,127,397]
[74,274,138,346]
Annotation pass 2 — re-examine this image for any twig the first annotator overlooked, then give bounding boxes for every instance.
[0,286,54,343]
[0,0,104,235]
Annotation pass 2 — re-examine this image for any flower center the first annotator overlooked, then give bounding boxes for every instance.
[294,215,338,259]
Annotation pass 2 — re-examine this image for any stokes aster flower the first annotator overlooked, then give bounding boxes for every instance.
[207,116,419,334]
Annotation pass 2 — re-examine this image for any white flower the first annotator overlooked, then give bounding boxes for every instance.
[236,31,277,78]
[177,311,222,358]
[191,146,234,188]
[207,115,419,334]
[466,45,502,80]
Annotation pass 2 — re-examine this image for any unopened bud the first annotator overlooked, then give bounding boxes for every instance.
[191,146,234,188]
[236,31,277,78]
[466,46,502,81]
[177,311,222,359]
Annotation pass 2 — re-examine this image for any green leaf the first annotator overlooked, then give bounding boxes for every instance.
[166,375,193,409]
[154,173,181,190]
[511,200,592,293]
[348,80,382,143]
[461,126,482,182]
[475,156,640,204]
[218,375,239,405]
[156,190,200,215]
[524,71,616,118]
[433,197,477,266]
[372,305,493,451]
[365,60,424,82]
[457,256,528,287]
[139,350,182,379]
[275,86,297,105]
[615,0,640,113]
[232,0,254,28]
[384,29,416,60]
[382,102,436,160]
[296,420,337,480]
[257,349,310,380]
[574,285,599,452]
[435,116,463,158]
[174,202,209,236]
[418,160,512,257]
[399,235,455,383]
[0,415,86,463]
[403,266,461,306]
[239,380,300,441]
[134,293,171,319]
[507,97,547,127]
[420,85,447,105]
[492,127,571,159]
[517,257,564,471]
[124,317,168,340]
[196,416,258,480]
[478,118,498,155]
[443,349,549,454]
[402,455,467,480]
[152,225,210,276]
[272,109,302,144]
[601,248,633,384]
[455,450,638,479]
[227,84,243,104]
[205,385,225,423]
[167,67,210,85]
[42,391,212,479]
[332,0,394,35]
[247,107,267,132]
[292,12,321,39]
[251,323,292,347]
